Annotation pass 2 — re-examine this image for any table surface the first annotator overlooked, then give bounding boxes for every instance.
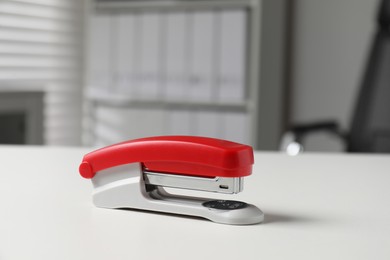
[0,146,389,260]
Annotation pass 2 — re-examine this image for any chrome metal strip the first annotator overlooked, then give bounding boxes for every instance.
[143,170,243,194]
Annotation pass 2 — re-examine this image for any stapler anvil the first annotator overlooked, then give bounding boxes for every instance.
[79,136,264,225]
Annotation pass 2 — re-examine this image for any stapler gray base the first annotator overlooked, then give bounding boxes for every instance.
[91,163,264,225]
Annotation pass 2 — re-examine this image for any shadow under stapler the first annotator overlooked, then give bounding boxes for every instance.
[117,208,317,226]
[263,211,319,225]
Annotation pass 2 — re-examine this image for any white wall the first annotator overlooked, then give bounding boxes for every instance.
[290,0,379,151]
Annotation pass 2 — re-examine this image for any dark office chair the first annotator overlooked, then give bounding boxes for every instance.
[282,0,390,154]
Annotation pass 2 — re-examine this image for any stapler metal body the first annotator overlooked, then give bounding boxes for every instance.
[79,136,264,225]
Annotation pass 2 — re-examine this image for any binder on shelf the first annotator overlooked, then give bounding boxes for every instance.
[188,11,215,102]
[94,105,127,146]
[127,108,166,137]
[114,14,136,96]
[217,10,247,103]
[88,15,112,91]
[95,106,166,146]
[193,110,221,139]
[136,13,162,100]
[222,112,250,145]
[166,110,193,135]
[164,12,189,101]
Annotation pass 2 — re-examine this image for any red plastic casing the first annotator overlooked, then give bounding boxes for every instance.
[79,136,254,179]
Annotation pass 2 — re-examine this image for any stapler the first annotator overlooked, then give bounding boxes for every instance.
[79,136,264,225]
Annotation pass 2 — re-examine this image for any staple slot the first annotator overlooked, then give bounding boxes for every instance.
[219,185,229,189]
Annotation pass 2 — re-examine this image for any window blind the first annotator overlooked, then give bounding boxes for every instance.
[0,0,84,145]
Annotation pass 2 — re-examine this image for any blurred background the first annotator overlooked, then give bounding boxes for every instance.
[0,0,387,153]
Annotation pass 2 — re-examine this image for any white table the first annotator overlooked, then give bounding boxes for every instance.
[0,146,389,259]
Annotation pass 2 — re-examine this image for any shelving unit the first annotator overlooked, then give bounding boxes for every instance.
[84,0,286,149]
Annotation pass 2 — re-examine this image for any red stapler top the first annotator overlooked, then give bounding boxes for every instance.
[79,136,254,179]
